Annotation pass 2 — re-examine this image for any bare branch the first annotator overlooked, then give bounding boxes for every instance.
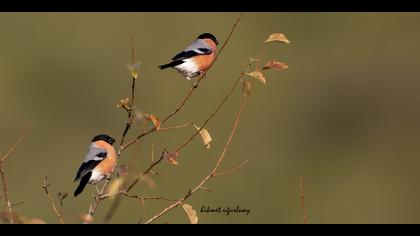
[213,160,249,177]
[0,122,34,224]
[158,123,193,132]
[41,177,64,224]
[1,121,34,162]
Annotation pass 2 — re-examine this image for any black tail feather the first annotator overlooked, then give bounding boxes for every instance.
[74,172,92,197]
[158,60,184,70]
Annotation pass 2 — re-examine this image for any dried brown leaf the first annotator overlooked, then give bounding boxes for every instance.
[241,79,252,96]
[193,124,213,149]
[246,71,266,85]
[264,33,290,44]
[144,114,161,131]
[164,152,179,165]
[182,204,198,224]
[262,61,289,71]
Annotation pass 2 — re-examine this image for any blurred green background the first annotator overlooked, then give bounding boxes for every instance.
[1,12,420,224]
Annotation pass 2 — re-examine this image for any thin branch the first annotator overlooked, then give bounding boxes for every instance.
[119,36,138,147]
[299,174,308,224]
[144,96,249,224]
[158,123,193,132]
[213,160,249,177]
[126,149,166,193]
[10,201,26,207]
[0,122,34,224]
[0,165,12,224]
[42,177,64,224]
[1,122,34,162]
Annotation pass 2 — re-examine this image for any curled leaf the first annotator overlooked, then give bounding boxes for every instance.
[24,218,46,224]
[193,124,213,149]
[79,214,93,224]
[182,204,198,224]
[117,98,130,110]
[264,33,290,44]
[126,62,141,80]
[262,61,289,71]
[144,114,161,131]
[241,79,252,97]
[164,152,179,165]
[246,71,266,85]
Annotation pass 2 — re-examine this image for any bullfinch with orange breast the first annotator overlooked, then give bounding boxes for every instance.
[74,134,117,197]
[158,33,219,84]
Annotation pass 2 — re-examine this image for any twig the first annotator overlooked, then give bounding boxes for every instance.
[158,123,193,132]
[119,35,138,147]
[0,165,12,224]
[213,160,249,177]
[144,96,249,224]
[1,122,34,163]
[299,174,308,224]
[10,201,26,207]
[0,122,34,224]
[126,149,166,193]
[42,177,64,224]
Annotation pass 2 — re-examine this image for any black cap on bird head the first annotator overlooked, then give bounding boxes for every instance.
[92,134,115,145]
[197,33,219,46]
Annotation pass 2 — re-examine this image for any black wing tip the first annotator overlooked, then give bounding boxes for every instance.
[74,172,91,197]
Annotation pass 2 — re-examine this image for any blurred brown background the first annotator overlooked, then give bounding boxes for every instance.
[1,13,420,224]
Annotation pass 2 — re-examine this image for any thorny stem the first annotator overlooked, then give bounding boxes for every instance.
[144,96,249,224]
[0,122,34,224]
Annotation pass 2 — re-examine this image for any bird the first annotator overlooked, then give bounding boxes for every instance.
[158,33,219,85]
[73,134,117,197]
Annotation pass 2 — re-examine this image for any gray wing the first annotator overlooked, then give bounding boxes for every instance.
[171,39,213,61]
[84,143,107,162]
[74,144,107,181]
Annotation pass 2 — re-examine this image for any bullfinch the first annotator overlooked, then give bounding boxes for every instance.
[158,33,219,82]
[74,134,117,197]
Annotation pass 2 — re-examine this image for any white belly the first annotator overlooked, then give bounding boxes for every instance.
[174,59,199,80]
[89,170,106,184]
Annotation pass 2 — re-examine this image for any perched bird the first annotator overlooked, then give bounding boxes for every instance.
[158,33,219,84]
[74,134,117,197]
